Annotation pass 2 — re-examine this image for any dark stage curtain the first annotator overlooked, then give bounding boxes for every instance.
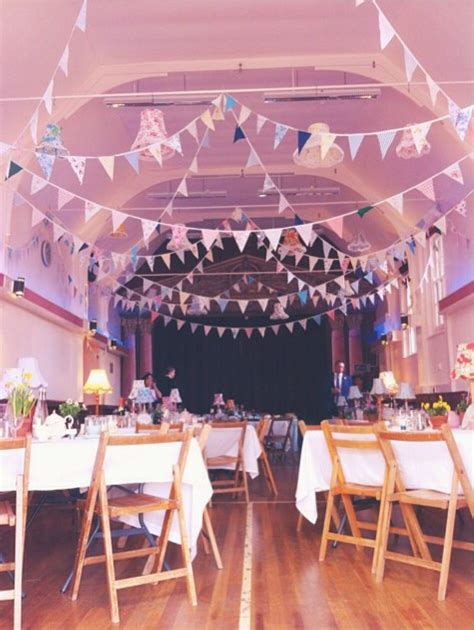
[152,320,331,423]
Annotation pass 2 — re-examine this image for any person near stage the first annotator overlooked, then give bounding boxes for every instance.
[142,372,162,402]
[324,359,352,418]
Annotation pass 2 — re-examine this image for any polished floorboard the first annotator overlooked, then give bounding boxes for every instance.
[1,461,473,629]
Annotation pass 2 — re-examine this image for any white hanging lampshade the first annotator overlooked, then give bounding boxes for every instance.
[396,126,431,159]
[167,224,193,252]
[17,357,48,389]
[293,123,344,169]
[131,109,175,161]
[270,303,289,320]
[187,295,208,316]
[347,231,371,253]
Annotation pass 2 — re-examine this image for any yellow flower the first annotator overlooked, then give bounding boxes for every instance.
[23,372,32,380]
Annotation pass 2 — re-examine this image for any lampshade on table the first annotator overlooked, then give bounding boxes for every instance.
[83,369,112,415]
[17,357,48,389]
[370,378,387,396]
[395,382,415,401]
[347,386,363,400]
[379,371,398,396]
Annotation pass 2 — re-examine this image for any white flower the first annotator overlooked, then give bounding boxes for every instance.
[66,398,73,404]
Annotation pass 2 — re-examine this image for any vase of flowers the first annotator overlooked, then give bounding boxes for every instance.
[4,370,36,436]
[455,397,469,423]
[421,396,451,428]
[59,399,86,434]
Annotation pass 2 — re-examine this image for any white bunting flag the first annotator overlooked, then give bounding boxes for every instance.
[238,105,251,125]
[66,156,86,184]
[295,223,313,246]
[453,199,467,216]
[256,115,266,134]
[43,81,54,115]
[52,223,64,242]
[322,239,331,259]
[274,124,289,149]
[111,211,124,232]
[165,133,182,155]
[164,201,173,216]
[444,162,464,185]
[263,174,274,192]
[404,47,418,81]
[174,249,186,264]
[186,120,199,144]
[85,201,101,222]
[378,10,395,49]
[387,193,404,214]
[31,207,43,228]
[377,129,397,159]
[348,134,364,160]
[98,155,115,180]
[149,143,162,166]
[217,327,225,338]
[258,299,268,312]
[189,156,199,173]
[320,133,337,160]
[59,45,69,76]
[411,122,431,154]
[426,74,440,107]
[161,253,171,269]
[435,216,447,235]
[265,228,282,250]
[414,232,426,248]
[30,109,39,144]
[246,149,259,168]
[325,216,344,239]
[31,174,48,195]
[177,178,188,197]
[142,219,157,244]
[76,0,87,31]
[416,178,435,201]
[234,230,251,252]
[202,229,218,250]
[142,278,153,293]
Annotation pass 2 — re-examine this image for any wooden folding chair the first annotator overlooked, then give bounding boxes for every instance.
[69,431,196,624]
[375,424,474,600]
[256,417,278,496]
[319,420,393,570]
[264,415,294,462]
[206,421,249,503]
[135,421,183,434]
[0,436,31,630]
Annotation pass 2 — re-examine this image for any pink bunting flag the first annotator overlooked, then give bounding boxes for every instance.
[325,215,344,239]
[416,178,435,201]
[444,163,464,185]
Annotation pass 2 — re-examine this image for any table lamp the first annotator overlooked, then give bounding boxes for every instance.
[213,393,224,407]
[348,385,363,401]
[170,388,182,404]
[395,382,415,411]
[451,342,474,427]
[128,380,145,400]
[370,378,387,420]
[379,371,398,396]
[83,368,112,415]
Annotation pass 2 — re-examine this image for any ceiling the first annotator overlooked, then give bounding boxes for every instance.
[1,0,473,316]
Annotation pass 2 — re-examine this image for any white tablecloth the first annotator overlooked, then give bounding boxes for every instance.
[205,425,262,478]
[295,429,474,524]
[0,437,212,551]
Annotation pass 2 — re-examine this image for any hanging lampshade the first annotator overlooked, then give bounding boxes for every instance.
[270,303,289,320]
[187,296,208,316]
[36,123,70,157]
[293,123,344,169]
[348,231,371,253]
[396,126,431,159]
[131,109,175,161]
[167,224,193,252]
[278,228,306,256]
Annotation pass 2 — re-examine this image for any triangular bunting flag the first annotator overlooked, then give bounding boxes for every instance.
[404,47,418,82]
[274,123,289,149]
[444,162,464,185]
[326,216,344,239]
[295,223,313,246]
[238,105,251,125]
[177,178,188,197]
[265,228,282,250]
[378,10,395,49]
[186,119,199,144]
[377,129,397,159]
[202,229,218,250]
[58,188,75,209]
[59,45,69,76]
[142,219,158,244]
[31,174,48,195]
[233,126,245,142]
[201,109,215,131]
[36,152,55,180]
[246,149,259,168]
[263,174,274,192]
[416,178,435,201]
[320,133,337,160]
[387,193,404,214]
[66,156,86,184]
[31,207,43,227]
[111,211,124,232]
[43,81,54,115]
[5,161,22,180]
[435,216,447,235]
[256,115,266,133]
[85,202,101,222]
[278,193,289,214]
[76,0,87,31]
[426,75,440,107]
[234,230,251,252]
[297,130,311,154]
[98,156,115,180]
[411,122,431,154]
[149,144,163,166]
[348,134,364,159]
[224,95,237,112]
[125,152,140,174]
[189,156,199,173]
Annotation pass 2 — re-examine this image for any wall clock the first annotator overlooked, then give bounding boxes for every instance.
[40,240,52,267]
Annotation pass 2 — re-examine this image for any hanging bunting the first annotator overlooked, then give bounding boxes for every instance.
[297,130,312,154]
[377,130,397,159]
[325,215,344,239]
[85,201,101,222]
[233,126,246,142]
[378,10,395,49]
[177,178,188,197]
[295,223,313,246]
[234,230,251,252]
[238,105,251,125]
[265,228,282,250]
[124,152,140,174]
[426,75,440,107]
[111,211,124,232]
[43,81,54,115]
[320,133,337,160]
[348,134,364,159]
[444,163,464,185]
[224,95,237,112]
[263,174,274,192]
[411,122,431,154]
[416,178,435,201]
[201,229,218,250]
[256,115,266,134]
[58,188,75,209]
[278,193,289,214]
[75,0,88,32]
[357,205,374,218]
[31,174,48,194]
[245,149,259,168]
[66,156,86,184]
[165,133,183,155]
[31,207,44,228]
[5,161,23,180]
[36,153,55,180]
[189,156,199,173]
[403,47,418,82]
[454,107,472,142]
[59,45,70,76]
[98,156,115,180]
[274,124,289,149]
[387,193,404,214]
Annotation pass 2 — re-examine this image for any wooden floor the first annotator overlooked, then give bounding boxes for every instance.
[1,461,473,629]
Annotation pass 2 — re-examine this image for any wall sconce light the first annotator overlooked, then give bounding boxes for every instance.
[400,314,409,330]
[88,320,97,336]
[12,276,25,297]
[380,333,389,346]
[109,338,118,350]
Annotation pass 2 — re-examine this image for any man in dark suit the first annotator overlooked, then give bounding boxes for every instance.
[324,359,352,418]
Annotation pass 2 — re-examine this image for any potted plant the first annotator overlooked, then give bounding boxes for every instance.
[59,399,86,433]
[421,396,451,428]
[4,369,36,436]
[363,405,379,422]
[455,397,469,423]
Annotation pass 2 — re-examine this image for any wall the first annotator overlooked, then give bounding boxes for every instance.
[83,336,122,408]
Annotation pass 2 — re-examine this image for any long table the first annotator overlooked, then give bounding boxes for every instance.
[296,429,474,524]
[0,436,213,551]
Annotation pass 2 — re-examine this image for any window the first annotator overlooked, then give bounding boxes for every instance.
[430,234,445,328]
[402,280,417,357]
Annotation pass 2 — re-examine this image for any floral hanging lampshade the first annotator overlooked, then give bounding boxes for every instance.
[347,231,371,253]
[293,123,344,169]
[36,123,70,157]
[131,109,175,161]
[278,228,306,256]
[396,126,431,159]
[167,224,193,252]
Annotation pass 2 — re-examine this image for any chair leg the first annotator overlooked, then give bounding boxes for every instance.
[13,477,25,630]
[200,531,211,555]
[375,500,393,583]
[319,491,335,562]
[242,466,250,504]
[70,499,97,600]
[296,512,304,532]
[98,482,120,624]
[261,451,278,496]
[173,470,197,606]
[438,497,457,601]
[203,507,223,570]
